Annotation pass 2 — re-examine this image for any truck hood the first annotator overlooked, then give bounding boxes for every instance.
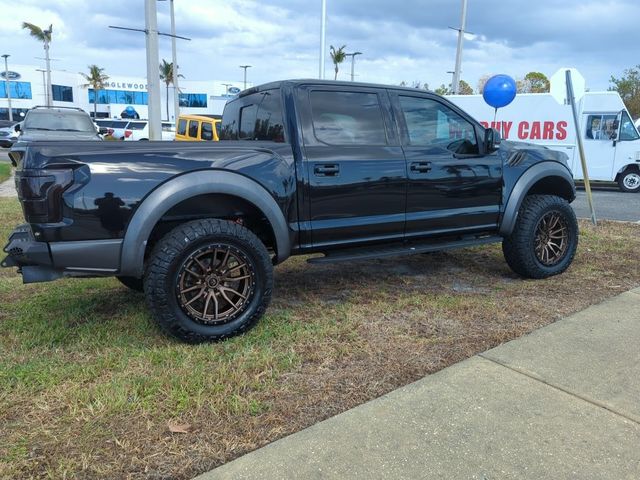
[18,130,102,143]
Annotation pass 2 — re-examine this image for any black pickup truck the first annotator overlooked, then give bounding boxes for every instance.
[3,80,578,342]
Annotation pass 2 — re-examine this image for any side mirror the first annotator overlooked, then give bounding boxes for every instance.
[485,127,501,152]
[14,123,21,132]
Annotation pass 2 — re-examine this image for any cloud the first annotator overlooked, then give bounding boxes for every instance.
[1,0,637,92]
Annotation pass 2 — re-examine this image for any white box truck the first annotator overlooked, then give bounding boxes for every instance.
[449,86,640,192]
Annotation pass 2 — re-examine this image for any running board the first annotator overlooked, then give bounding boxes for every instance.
[307,236,502,264]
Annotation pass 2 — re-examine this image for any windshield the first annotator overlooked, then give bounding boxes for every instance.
[619,111,640,141]
[25,111,96,132]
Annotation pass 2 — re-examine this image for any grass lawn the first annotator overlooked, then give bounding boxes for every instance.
[0,163,11,184]
[1,196,639,479]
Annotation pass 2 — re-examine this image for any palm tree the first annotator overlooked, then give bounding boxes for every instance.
[329,45,347,81]
[22,22,53,106]
[80,65,109,118]
[159,59,183,121]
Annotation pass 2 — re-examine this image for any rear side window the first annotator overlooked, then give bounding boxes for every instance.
[188,120,199,138]
[177,119,187,136]
[309,91,387,145]
[220,89,285,142]
[201,122,214,141]
[127,122,146,130]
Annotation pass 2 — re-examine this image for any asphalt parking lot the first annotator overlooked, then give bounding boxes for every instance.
[1,149,637,222]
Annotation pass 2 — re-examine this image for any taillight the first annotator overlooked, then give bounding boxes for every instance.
[124,130,133,138]
[17,169,74,223]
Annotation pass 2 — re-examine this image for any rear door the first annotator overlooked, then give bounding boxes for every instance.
[297,85,407,247]
[391,92,502,237]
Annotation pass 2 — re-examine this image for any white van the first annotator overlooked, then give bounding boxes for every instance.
[449,90,640,192]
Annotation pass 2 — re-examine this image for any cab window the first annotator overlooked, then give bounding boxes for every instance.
[398,95,478,154]
[201,122,214,141]
[177,119,187,136]
[309,91,387,145]
[585,114,617,140]
[619,111,640,141]
[188,120,199,138]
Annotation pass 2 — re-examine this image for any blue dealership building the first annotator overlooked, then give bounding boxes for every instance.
[0,64,247,121]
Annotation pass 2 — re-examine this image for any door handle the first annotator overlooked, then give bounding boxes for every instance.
[314,164,340,176]
[410,162,432,173]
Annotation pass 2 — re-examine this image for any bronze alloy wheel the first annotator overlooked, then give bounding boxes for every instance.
[176,244,255,325]
[534,211,569,266]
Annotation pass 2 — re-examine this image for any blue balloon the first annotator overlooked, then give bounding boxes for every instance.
[482,74,517,109]
[125,106,135,114]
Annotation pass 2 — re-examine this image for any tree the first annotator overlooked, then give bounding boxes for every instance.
[477,74,491,94]
[524,72,550,93]
[80,65,109,118]
[329,45,346,81]
[22,22,53,106]
[434,84,451,96]
[457,80,474,95]
[610,65,640,119]
[159,59,183,121]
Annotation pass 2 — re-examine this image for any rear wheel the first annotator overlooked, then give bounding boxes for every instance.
[502,194,578,279]
[618,169,640,193]
[144,218,273,343]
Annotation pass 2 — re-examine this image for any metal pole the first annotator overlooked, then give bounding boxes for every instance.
[1,55,12,121]
[451,0,467,94]
[169,0,180,122]
[36,69,46,105]
[239,65,251,90]
[345,52,361,82]
[44,40,52,107]
[566,69,596,225]
[319,0,326,79]
[145,0,162,140]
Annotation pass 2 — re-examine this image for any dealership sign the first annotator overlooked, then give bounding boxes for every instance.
[228,86,241,94]
[108,80,148,90]
[0,71,21,80]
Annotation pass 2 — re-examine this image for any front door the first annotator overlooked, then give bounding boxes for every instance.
[391,92,502,237]
[299,86,407,248]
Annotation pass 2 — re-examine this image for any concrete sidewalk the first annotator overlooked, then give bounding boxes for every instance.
[198,288,640,480]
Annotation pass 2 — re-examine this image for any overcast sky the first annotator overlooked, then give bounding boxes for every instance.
[1,0,638,91]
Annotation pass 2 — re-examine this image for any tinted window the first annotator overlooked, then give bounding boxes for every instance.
[310,91,387,145]
[25,112,95,132]
[177,119,187,136]
[179,93,207,108]
[188,120,199,138]
[52,85,73,102]
[399,96,478,154]
[0,81,32,99]
[88,89,148,105]
[201,122,213,141]
[127,122,146,130]
[220,89,285,142]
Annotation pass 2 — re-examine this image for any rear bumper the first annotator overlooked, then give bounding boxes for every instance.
[2,224,123,283]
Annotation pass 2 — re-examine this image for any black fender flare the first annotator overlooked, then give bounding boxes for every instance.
[499,161,575,236]
[119,170,291,277]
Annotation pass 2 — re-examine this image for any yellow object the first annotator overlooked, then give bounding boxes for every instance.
[175,115,221,142]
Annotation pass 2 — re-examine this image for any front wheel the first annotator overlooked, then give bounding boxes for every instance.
[618,169,640,193]
[502,195,578,279]
[144,218,273,343]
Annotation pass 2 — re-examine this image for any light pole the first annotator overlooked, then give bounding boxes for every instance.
[344,52,362,82]
[319,0,326,79]
[221,83,232,97]
[239,65,251,90]
[451,0,468,94]
[1,54,12,121]
[169,0,180,122]
[144,0,162,140]
[36,68,47,105]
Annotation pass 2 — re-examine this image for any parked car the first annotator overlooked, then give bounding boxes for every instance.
[3,79,578,343]
[123,121,175,141]
[0,122,20,148]
[175,114,220,141]
[14,107,102,144]
[95,119,133,140]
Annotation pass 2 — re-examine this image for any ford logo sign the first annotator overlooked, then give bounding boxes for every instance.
[228,87,241,94]
[0,71,21,80]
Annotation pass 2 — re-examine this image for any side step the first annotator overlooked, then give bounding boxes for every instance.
[307,236,502,264]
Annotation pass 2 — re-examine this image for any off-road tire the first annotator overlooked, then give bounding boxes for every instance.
[116,275,144,292]
[144,219,273,343]
[502,194,578,279]
[618,169,640,193]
